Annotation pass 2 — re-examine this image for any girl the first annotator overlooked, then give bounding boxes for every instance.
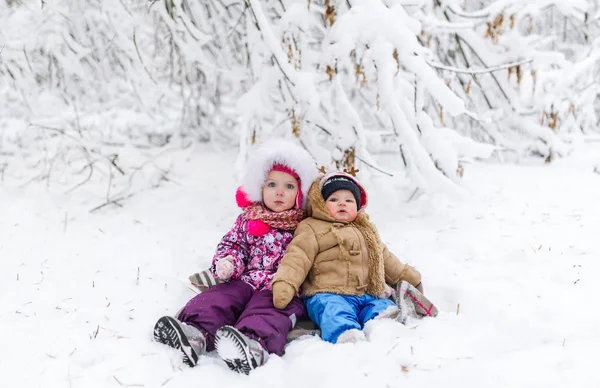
[153,139,318,374]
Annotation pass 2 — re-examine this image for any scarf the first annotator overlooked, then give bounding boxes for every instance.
[243,204,306,236]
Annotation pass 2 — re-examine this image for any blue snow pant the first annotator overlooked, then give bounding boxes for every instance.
[304,293,395,343]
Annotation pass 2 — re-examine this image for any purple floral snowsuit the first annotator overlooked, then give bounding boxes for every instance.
[177,214,306,355]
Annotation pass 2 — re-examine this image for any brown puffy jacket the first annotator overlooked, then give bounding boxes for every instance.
[272,178,421,301]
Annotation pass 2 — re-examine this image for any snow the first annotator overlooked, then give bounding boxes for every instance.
[2,142,599,387]
[3,1,600,383]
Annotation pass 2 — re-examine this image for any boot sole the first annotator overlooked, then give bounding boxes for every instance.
[215,326,255,375]
[153,316,198,367]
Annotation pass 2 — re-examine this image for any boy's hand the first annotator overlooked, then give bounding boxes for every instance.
[378,284,394,299]
[384,284,394,298]
[215,255,234,280]
[272,281,295,309]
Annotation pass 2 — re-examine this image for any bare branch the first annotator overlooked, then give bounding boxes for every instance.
[427,58,533,75]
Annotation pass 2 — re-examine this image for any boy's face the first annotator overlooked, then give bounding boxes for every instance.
[325,189,358,222]
[262,170,299,212]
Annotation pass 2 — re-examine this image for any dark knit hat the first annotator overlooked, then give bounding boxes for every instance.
[321,176,361,208]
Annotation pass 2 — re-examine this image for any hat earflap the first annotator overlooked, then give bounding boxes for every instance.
[235,186,271,237]
[235,187,253,208]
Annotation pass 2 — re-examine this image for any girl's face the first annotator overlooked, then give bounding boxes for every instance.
[325,189,358,222]
[262,170,299,212]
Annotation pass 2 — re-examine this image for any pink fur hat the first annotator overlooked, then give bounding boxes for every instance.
[235,139,318,235]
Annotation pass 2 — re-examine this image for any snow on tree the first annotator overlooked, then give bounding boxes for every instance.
[1,0,599,199]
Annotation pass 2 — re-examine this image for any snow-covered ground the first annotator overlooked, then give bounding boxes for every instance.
[1,142,599,388]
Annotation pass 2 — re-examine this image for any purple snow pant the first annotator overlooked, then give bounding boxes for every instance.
[177,280,305,356]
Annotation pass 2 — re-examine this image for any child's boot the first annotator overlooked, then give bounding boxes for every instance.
[215,325,269,375]
[336,328,366,343]
[153,316,206,367]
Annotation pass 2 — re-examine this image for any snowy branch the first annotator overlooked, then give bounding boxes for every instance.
[427,58,533,74]
[2,0,598,196]
[246,0,296,87]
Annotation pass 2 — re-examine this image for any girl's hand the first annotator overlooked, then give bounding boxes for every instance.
[215,255,234,280]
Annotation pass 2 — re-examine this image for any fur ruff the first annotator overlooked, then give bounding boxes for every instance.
[239,139,319,210]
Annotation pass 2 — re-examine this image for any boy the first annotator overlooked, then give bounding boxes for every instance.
[272,172,422,344]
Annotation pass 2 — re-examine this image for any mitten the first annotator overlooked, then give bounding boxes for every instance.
[215,255,234,280]
[272,281,295,310]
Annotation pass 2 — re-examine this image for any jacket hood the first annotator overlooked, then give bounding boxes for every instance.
[306,174,368,223]
[306,172,368,220]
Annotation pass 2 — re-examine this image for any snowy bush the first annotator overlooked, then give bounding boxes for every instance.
[0,0,246,198]
[424,0,600,162]
[1,0,599,198]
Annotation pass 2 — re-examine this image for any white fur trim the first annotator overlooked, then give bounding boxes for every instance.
[240,139,319,210]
